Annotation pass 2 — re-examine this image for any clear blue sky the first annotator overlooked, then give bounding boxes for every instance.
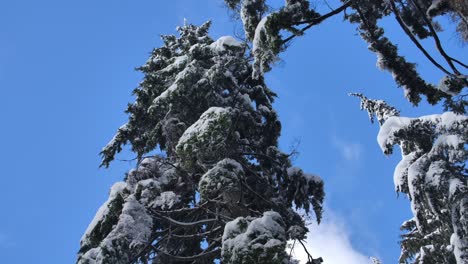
[0,1,465,263]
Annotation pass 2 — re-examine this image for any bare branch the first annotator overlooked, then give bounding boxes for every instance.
[282,1,353,44]
[390,0,452,75]
[159,248,221,262]
[408,0,465,75]
[152,210,219,227]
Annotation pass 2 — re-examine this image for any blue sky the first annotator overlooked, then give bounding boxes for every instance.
[0,1,465,263]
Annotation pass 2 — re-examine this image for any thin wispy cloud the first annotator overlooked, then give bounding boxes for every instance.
[0,233,12,249]
[332,136,362,161]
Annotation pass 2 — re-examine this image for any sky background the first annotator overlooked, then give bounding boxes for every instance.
[0,0,466,263]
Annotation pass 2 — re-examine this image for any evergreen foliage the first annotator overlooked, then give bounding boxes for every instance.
[79,0,468,263]
[78,22,324,263]
[353,94,468,263]
[224,0,467,113]
[225,1,467,263]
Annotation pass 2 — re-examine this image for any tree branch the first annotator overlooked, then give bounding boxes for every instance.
[282,0,353,44]
[390,0,452,75]
[408,0,465,75]
[152,210,219,227]
[159,248,221,261]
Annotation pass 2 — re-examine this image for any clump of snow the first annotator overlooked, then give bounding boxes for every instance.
[149,65,196,110]
[427,0,447,17]
[176,107,235,166]
[377,116,411,153]
[451,230,468,263]
[287,167,322,184]
[210,36,243,52]
[177,107,230,147]
[448,178,464,198]
[81,182,127,242]
[153,191,180,210]
[79,195,153,263]
[377,112,467,154]
[424,160,445,188]
[112,195,153,248]
[375,52,387,70]
[222,211,287,263]
[252,15,269,55]
[394,151,416,193]
[159,55,188,73]
[303,172,323,184]
[434,134,463,150]
[198,158,243,202]
[437,75,457,96]
[251,15,271,78]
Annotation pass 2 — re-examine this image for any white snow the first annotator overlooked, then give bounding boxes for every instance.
[151,65,194,108]
[427,0,445,17]
[377,112,467,153]
[425,160,445,187]
[377,116,411,152]
[437,75,458,96]
[287,167,323,184]
[210,36,243,52]
[222,211,286,262]
[160,55,188,73]
[449,178,464,198]
[153,191,180,209]
[252,15,269,58]
[198,158,243,201]
[79,194,153,263]
[113,195,153,248]
[177,106,230,149]
[81,182,127,242]
[375,52,386,70]
[434,134,463,150]
[450,232,467,264]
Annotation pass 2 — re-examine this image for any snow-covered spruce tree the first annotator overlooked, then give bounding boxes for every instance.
[352,93,467,263]
[78,22,324,264]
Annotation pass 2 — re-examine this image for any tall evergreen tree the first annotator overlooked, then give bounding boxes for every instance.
[78,22,324,263]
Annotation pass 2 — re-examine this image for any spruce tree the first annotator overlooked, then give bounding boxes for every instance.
[353,93,467,263]
[78,22,324,264]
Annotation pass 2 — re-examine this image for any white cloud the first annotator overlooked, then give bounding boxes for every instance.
[341,142,361,161]
[290,211,375,264]
[332,137,362,161]
[0,233,11,248]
